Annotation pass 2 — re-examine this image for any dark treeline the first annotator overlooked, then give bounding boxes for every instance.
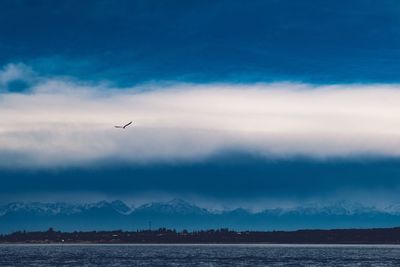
[2,227,400,244]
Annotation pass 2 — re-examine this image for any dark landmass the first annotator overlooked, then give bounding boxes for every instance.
[2,227,400,244]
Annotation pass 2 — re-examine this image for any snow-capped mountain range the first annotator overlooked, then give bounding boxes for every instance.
[2,199,400,216]
[1,199,400,233]
[0,199,205,217]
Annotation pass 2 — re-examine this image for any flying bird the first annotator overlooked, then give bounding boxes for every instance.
[114,121,133,129]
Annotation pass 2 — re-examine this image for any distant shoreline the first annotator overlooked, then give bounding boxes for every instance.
[2,227,400,245]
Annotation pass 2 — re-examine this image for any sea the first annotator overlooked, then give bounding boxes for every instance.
[0,244,399,266]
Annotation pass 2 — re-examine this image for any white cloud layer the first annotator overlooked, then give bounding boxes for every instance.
[2,67,400,167]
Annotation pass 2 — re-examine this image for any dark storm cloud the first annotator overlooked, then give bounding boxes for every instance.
[1,154,400,202]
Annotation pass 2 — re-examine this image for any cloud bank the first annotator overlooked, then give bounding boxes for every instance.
[2,64,400,167]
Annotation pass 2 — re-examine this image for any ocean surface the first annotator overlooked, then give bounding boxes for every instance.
[0,244,399,266]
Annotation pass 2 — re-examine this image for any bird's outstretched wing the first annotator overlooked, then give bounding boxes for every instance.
[114,126,123,128]
[123,121,133,128]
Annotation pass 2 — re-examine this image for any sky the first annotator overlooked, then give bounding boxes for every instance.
[2,0,400,209]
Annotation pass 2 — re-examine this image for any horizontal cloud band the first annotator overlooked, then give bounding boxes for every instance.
[2,75,400,167]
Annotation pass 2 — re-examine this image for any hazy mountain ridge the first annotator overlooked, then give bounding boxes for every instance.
[1,199,400,233]
[1,199,399,216]
[0,201,129,216]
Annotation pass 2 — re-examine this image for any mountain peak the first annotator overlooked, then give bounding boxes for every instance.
[110,200,131,214]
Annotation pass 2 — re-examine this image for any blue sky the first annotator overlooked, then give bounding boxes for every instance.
[1,0,400,84]
[2,0,400,209]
